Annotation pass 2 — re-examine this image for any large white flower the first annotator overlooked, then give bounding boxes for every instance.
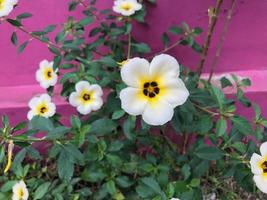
[27,94,56,120]
[113,0,142,16]
[0,0,17,17]
[250,141,267,193]
[12,180,29,200]
[69,81,103,115]
[36,60,58,89]
[119,54,189,126]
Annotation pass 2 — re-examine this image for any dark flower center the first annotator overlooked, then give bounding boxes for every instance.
[143,81,160,98]
[262,161,267,173]
[83,94,91,101]
[40,106,47,114]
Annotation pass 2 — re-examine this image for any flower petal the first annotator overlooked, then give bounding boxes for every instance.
[254,175,267,193]
[40,94,51,102]
[69,92,80,107]
[250,153,263,175]
[28,97,39,109]
[149,54,180,79]
[90,84,103,97]
[260,142,267,157]
[27,110,35,120]
[77,104,92,115]
[121,57,150,88]
[142,99,174,126]
[91,97,103,111]
[45,102,56,117]
[120,87,147,116]
[39,59,49,69]
[75,81,90,92]
[160,78,189,107]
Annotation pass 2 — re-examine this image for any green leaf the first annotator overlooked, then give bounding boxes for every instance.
[196,146,224,160]
[216,117,227,137]
[211,86,225,111]
[112,110,125,120]
[106,180,116,195]
[91,118,117,136]
[169,26,183,35]
[11,32,18,46]
[70,115,81,130]
[47,126,70,139]
[97,56,117,67]
[7,19,22,27]
[29,116,54,132]
[231,116,252,135]
[33,182,51,200]
[79,17,94,26]
[220,77,232,88]
[17,41,28,53]
[132,43,151,53]
[16,12,33,19]
[123,116,136,140]
[57,149,74,182]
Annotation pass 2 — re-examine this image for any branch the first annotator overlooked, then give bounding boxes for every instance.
[148,40,181,59]
[196,0,224,75]
[208,0,237,82]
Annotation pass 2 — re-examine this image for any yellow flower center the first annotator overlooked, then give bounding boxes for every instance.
[120,2,133,11]
[143,81,160,98]
[17,187,24,199]
[0,0,5,9]
[43,67,53,80]
[79,90,93,104]
[36,103,49,116]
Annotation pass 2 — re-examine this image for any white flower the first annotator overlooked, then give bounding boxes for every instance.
[0,0,17,17]
[119,54,189,126]
[12,180,29,200]
[113,0,142,16]
[170,198,180,200]
[36,60,58,89]
[69,81,103,115]
[250,141,267,193]
[27,94,56,120]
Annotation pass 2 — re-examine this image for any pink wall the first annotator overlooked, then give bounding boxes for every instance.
[0,0,267,124]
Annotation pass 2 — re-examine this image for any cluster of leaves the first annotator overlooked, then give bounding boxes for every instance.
[1,0,267,199]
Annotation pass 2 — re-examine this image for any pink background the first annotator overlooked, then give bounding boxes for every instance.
[0,0,267,125]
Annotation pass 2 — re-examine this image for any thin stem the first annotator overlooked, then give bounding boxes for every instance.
[196,0,224,75]
[7,136,68,143]
[193,103,220,116]
[148,40,181,59]
[208,0,237,82]
[127,32,132,59]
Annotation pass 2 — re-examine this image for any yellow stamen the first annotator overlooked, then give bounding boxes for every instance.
[4,140,14,173]
[120,2,133,11]
[36,103,49,116]
[43,67,53,80]
[117,59,129,68]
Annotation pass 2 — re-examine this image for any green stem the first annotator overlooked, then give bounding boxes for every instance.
[127,31,132,59]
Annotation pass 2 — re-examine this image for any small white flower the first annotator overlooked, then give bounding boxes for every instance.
[36,60,58,89]
[69,81,103,115]
[250,141,267,193]
[119,54,189,126]
[170,198,180,200]
[0,0,17,17]
[113,0,142,16]
[27,94,56,120]
[12,180,29,200]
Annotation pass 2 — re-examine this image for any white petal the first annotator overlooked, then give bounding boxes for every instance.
[250,153,263,175]
[120,87,147,116]
[35,69,43,82]
[90,84,103,97]
[254,175,267,193]
[69,92,80,107]
[142,99,174,126]
[39,59,49,69]
[91,97,103,111]
[40,94,51,102]
[77,104,91,115]
[27,110,35,120]
[0,5,13,17]
[75,81,90,92]
[121,9,135,16]
[260,142,267,156]
[28,97,39,109]
[121,57,150,88]
[40,81,50,89]
[160,78,189,107]
[46,102,56,117]
[149,54,180,79]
